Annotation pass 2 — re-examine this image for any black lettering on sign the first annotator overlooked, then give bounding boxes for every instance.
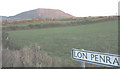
[99,55,105,63]
[76,52,87,59]
[73,51,77,57]
[82,52,87,59]
[95,55,99,61]
[72,50,120,67]
[106,56,111,64]
[113,58,119,65]
[91,54,94,60]
[77,52,82,58]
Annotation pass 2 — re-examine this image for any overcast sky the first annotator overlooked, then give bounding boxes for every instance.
[0,0,119,17]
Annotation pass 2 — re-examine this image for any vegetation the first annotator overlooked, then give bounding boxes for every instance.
[3,45,72,67]
[4,20,118,67]
[2,17,117,31]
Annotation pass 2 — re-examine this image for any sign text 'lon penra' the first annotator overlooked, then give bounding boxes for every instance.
[71,49,120,67]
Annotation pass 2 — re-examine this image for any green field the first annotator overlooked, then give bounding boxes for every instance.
[7,20,118,67]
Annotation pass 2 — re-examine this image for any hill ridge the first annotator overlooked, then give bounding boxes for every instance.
[2,8,75,20]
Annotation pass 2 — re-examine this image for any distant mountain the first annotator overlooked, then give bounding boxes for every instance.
[2,8,75,20]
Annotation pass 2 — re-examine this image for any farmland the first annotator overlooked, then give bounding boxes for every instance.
[3,17,104,27]
[3,17,115,31]
[6,20,118,67]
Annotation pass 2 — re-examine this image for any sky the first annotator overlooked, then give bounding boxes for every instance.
[0,0,119,17]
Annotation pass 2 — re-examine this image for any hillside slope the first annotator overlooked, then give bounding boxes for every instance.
[6,8,75,20]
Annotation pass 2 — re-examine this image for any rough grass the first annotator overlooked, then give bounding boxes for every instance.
[7,20,118,67]
[3,45,73,67]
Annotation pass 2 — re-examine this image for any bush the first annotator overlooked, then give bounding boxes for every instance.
[2,45,67,67]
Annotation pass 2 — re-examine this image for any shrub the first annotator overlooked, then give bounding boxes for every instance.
[2,45,66,67]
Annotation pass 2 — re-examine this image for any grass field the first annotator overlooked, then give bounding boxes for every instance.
[7,20,118,67]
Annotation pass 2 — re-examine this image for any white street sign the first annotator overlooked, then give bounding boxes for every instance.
[71,49,120,68]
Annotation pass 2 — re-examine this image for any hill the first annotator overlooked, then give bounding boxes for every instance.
[2,8,75,20]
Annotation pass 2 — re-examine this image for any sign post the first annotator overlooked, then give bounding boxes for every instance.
[81,49,85,69]
[71,49,120,68]
[81,61,85,69]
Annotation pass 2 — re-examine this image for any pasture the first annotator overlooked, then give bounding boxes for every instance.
[7,20,118,67]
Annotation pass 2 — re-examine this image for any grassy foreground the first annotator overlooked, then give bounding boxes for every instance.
[7,20,118,67]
